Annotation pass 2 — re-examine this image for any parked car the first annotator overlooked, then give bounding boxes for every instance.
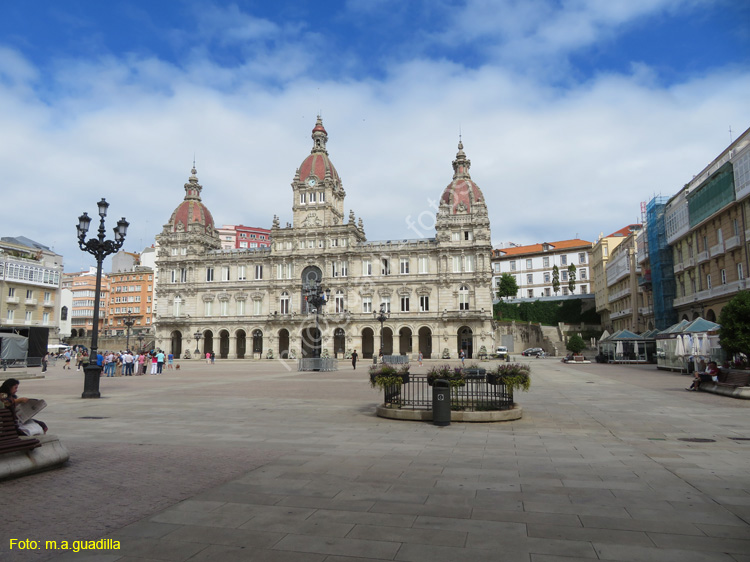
[522,347,544,357]
[496,346,508,359]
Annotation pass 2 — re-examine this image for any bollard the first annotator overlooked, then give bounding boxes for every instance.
[432,379,451,426]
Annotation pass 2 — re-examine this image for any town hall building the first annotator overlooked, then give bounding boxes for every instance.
[154,118,495,361]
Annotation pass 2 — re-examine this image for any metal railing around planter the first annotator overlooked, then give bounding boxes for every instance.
[381,374,514,411]
[297,358,338,371]
[382,355,409,364]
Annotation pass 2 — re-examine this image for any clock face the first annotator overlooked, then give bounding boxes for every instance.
[307,177,317,187]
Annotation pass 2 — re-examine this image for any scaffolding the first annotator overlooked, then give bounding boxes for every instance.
[647,196,677,330]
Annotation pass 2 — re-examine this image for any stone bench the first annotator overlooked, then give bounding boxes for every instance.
[699,369,750,399]
[1,406,70,481]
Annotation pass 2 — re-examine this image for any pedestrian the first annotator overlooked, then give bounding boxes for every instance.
[42,352,49,373]
[351,350,358,370]
[206,352,211,364]
[63,350,71,370]
[210,351,215,364]
[418,351,423,367]
[150,353,158,375]
[167,352,174,369]
[459,349,465,366]
[156,350,165,374]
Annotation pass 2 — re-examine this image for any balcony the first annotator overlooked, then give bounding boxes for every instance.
[696,251,710,265]
[608,287,631,303]
[638,306,653,316]
[686,257,695,268]
[25,298,38,306]
[5,296,19,304]
[610,308,632,320]
[673,279,748,308]
[709,242,725,258]
[725,235,741,251]
[43,300,54,307]
[673,263,684,274]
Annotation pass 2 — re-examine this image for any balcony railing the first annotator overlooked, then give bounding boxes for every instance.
[709,242,725,258]
[25,298,38,306]
[609,308,632,320]
[672,279,748,308]
[6,296,19,304]
[673,263,684,274]
[696,251,710,264]
[608,287,631,303]
[725,235,741,251]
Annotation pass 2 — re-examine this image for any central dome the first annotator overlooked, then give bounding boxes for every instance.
[440,141,485,214]
[166,167,215,234]
[296,116,340,184]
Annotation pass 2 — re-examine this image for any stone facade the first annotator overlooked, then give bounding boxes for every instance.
[154,118,495,360]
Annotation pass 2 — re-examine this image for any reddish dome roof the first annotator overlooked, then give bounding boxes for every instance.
[440,141,485,214]
[296,116,340,184]
[167,167,215,234]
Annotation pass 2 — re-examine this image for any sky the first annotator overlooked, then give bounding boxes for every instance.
[1,0,748,271]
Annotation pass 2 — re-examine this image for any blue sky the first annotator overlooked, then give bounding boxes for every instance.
[1,0,748,269]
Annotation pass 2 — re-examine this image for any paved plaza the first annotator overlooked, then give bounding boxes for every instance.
[3,357,750,562]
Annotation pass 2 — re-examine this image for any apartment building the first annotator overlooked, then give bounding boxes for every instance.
[62,268,110,338]
[107,266,155,338]
[0,236,64,352]
[605,231,642,332]
[492,239,593,300]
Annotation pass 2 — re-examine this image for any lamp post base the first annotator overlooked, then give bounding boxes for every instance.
[82,364,102,398]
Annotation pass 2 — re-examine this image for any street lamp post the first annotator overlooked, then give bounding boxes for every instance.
[124,308,135,352]
[77,198,128,398]
[373,302,390,364]
[303,281,330,361]
[137,334,144,354]
[194,331,203,356]
[372,302,391,365]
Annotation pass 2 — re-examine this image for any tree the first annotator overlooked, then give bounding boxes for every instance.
[719,291,750,360]
[496,273,519,301]
[552,265,560,295]
[566,333,586,355]
[567,264,576,293]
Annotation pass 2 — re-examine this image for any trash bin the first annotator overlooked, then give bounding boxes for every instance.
[432,379,451,426]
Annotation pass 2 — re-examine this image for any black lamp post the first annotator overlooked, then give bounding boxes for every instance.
[373,302,390,364]
[123,308,135,352]
[77,198,128,398]
[137,334,144,354]
[303,281,330,359]
[194,331,202,356]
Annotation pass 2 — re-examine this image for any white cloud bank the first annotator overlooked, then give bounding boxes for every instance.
[0,1,747,269]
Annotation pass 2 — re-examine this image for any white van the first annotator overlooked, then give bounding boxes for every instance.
[496,346,508,359]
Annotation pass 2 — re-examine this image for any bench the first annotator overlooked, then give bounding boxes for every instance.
[1,407,40,456]
[715,370,750,388]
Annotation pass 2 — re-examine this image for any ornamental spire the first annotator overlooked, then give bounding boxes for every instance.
[311,115,328,155]
[184,165,203,201]
[451,140,472,180]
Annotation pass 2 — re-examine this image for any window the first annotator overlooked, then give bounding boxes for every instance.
[706,274,712,289]
[44,291,51,303]
[8,287,15,297]
[255,265,263,280]
[721,269,726,284]
[310,192,316,203]
[6,310,13,321]
[362,260,372,276]
[459,285,469,310]
[253,300,262,316]
[331,238,338,247]
[544,272,550,283]
[543,257,550,267]
[739,263,745,281]
[464,231,472,241]
[171,248,178,256]
[220,300,229,316]
[222,266,230,281]
[580,285,587,294]
[561,271,568,281]
[734,218,740,236]
[180,269,187,283]
[561,255,567,266]
[206,267,214,282]
[381,296,391,313]
[527,289,533,298]
[362,296,372,313]
[580,269,587,280]
[238,266,246,280]
[180,247,187,255]
[43,312,49,325]
[340,261,348,277]
[335,290,345,313]
[332,262,339,277]
[510,260,516,271]
[171,269,177,283]
[464,255,474,273]
[237,300,245,315]
[526,274,533,284]
[400,296,409,312]
[526,259,532,269]
[26,289,33,299]
[603,246,608,257]
[280,292,290,314]
[562,287,569,295]
[703,235,709,252]
[381,258,390,275]
[579,253,587,264]
[544,288,551,296]
[25,311,32,322]
[400,258,409,274]
[418,257,429,274]
[452,256,461,273]
[205,301,212,316]
[300,193,306,204]
[451,232,460,241]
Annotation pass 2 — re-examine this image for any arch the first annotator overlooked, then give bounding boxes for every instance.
[361,327,374,359]
[300,265,323,315]
[219,330,230,359]
[692,312,701,321]
[60,306,68,321]
[334,327,346,357]
[278,329,290,358]
[252,329,263,354]
[398,327,412,355]
[203,330,214,355]
[70,328,78,338]
[170,330,182,358]
[457,326,473,358]
[236,329,246,359]
[380,327,393,356]
[79,328,86,338]
[418,326,432,359]
[705,309,717,322]
[682,314,690,321]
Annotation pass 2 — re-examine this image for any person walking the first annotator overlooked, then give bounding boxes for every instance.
[156,350,165,374]
[459,349,465,366]
[418,351,423,367]
[351,350,358,370]
[206,352,211,365]
[210,351,215,364]
[42,352,49,373]
[167,352,174,369]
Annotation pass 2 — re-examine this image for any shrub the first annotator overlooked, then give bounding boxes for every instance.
[490,363,531,392]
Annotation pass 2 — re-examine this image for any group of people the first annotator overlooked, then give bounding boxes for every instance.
[101,350,172,376]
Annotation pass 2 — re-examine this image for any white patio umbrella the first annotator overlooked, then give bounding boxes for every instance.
[674,336,685,370]
[616,341,623,360]
[634,341,639,361]
[700,333,710,357]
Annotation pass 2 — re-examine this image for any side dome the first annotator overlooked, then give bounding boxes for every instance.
[440,141,485,214]
[166,167,216,234]
[295,116,341,185]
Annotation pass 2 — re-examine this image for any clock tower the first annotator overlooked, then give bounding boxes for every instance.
[291,116,346,228]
